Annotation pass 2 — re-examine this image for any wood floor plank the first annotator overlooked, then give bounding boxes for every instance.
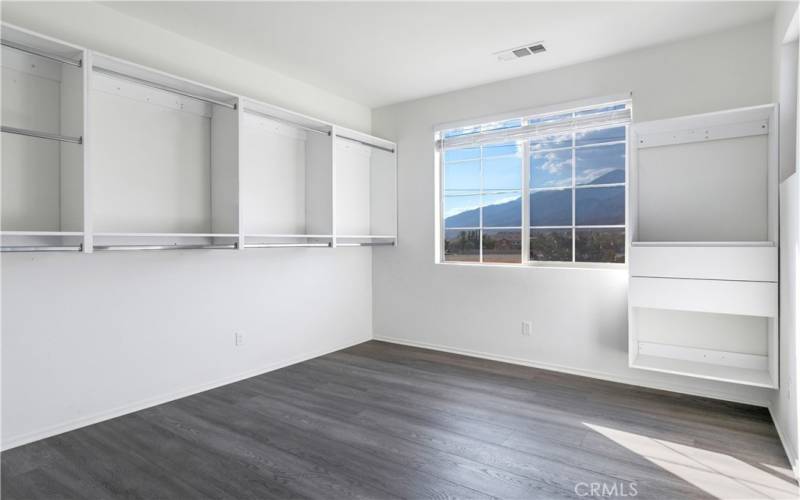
[319,349,787,462]
[2,340,797,499]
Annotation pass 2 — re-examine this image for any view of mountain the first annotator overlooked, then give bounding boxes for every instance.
[587,169,624,184]
[445,168,624,228]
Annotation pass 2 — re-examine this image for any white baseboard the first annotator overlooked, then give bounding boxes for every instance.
[1,336,369,451]
[769,406,800,481]
[373,335,770,407]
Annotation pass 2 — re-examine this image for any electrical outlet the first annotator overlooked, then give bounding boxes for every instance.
[521,321,532,336]
[235,332,244,346]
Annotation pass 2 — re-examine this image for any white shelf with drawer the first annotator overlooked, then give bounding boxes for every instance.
[629,242,777,282]
[628,105,779,389]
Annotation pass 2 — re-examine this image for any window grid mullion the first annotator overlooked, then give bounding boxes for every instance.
[522,139,530,264]
[571,126,576,263]
[479,145,484,263]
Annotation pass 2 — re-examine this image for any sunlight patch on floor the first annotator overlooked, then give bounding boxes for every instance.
[584,423,798,499]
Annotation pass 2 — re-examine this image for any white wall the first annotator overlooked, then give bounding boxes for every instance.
[771,0,800,475]
[0,1,371,131]
[778,174,799,473]
[1,3,374,449]
[372,21,776,406]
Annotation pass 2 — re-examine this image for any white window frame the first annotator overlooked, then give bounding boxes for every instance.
[435,93,632,269]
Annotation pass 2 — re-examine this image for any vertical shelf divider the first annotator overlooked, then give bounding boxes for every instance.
[82,49,93,253]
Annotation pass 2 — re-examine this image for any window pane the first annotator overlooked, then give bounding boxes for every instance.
[483,155,521,190]
[575,126,625,147]
[444,229,480,262]
[444,146,480,162]
[444,160,480,191]
[482,192,521,227]
[529,112,573,125]
[482,119,522,132]
[530,188,572,227]
[530,133,571,153]
[575,104,627,116]
[483,229,522,264]
[575,143,625,185]
[530,229,572,262]
[575,228,625,263]
[531,149,572,188]
[444,125,480,138]
[483,142,519,158]
[444,193,480,228]
[575,186,625,226]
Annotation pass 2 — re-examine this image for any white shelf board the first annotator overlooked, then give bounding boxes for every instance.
[333,126,396,152]
[336,234,396,239]
[91,52,237,106]
[244,234,333,238]
[93,233,239,238]
[629,244,778,282]
[0,231,83,236]
[631,241,775,247]
[241,98,332,134]
[631,353,775,388]
[629,277,778,317]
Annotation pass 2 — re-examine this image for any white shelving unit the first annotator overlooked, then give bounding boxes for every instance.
[628,104,779,388]
[333,127,397,247]
[89,53,240,251]
[0,24,87,252]
[0,22,397,254]
[240,99,334,249]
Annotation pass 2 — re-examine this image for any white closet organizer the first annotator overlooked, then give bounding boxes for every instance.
[0,25,87,252]
[0,22,397,254]
[240,100,333,249]
[89,54,240,251]
[333,127,397,247]
[628,104,779,388]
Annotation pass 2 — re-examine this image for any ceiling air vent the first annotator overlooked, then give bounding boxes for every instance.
[496,42,546,61]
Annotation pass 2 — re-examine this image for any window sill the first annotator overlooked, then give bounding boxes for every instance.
[436,260,627,271]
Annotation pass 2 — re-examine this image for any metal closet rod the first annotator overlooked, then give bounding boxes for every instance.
[337,241,395,247]
[1,126,82,144]
[244,242,332,249]
[93,243,238,251]
[245,109,331,136]
[1,244,83,252]
[1,38,81,67]
[335,134,395,154]
[93,66,237,110]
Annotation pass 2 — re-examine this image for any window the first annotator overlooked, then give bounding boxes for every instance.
[438,100,630,266]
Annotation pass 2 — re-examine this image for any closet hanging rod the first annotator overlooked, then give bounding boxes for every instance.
[335,134,395,154]
[1,245,82,252]
[336,241,396,247]
[244,242,332,249]
[93,66,237,110]
[1,39,81,67]
[1,126,82,144]
[93,243,238,251]
[245,109,331,136]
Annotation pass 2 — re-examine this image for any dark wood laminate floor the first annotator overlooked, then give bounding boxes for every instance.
[2,341,797,499]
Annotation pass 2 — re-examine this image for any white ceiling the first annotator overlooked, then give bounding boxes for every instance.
[103,1,776,109]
